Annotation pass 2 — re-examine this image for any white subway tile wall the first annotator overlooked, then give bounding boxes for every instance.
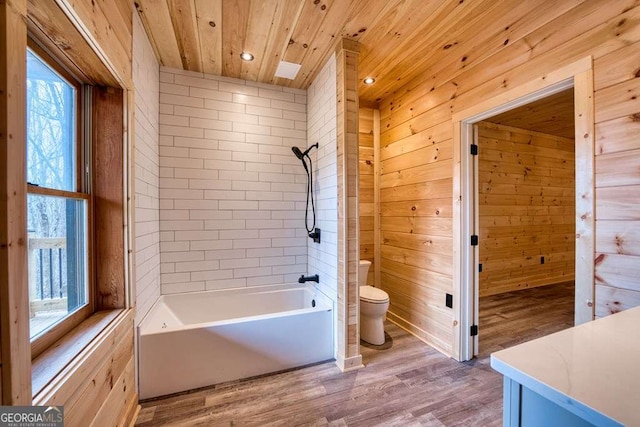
[307,55,338,304]
[159,67,308,294]
[133,13,161,325]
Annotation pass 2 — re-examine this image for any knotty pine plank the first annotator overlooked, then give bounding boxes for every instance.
[380,259,450,292]
[376,0,593,122]
[240,0,280,82]
[594,40,640,91]
[0,0,31,404]
[452,3,640,115]
[89,358,135,427]
[135,0,182,68]
[478,136,575,159]
[380,159,453,189]
[380,216,452,237]
[381,140,453,174]
[274,0,335,84]
[288,0,357,87]
[479,172,574,187]
[381,245,452,277]
[167,0,202,72]
[63,328,133,426]
[257,0,305,83]
[27,0,119,86]
[380,178,451,201]
[379,102,451,146]
[381,231,453,256]
[71,0,132,67]
[596,185,640,220]
[478,122,576,149]
[380,198,452,218]
[356,0,453,91]
[363,0,500,102]
[221,0,250,77]
[596,285,640,317]
[57,0,132,86]
[595,253,640,291]
[481,214,574,226]
[596,115,640,156]
[595,76,640,123]
[596,220,640,257]
[194,0,222,76]
[596,149,640,187]
[380,121,452,161]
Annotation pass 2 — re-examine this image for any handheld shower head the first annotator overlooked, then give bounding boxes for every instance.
[292,146,309,173]
[291,146,305,160]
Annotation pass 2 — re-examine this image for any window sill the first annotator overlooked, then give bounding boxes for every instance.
[31,309,128,399]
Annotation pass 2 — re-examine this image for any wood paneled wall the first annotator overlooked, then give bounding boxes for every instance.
[379,99,454,355]
[1,0,138,423]
[358,107,374,285]
[378,0,640,356]
[336,39,362,371]
[33,311,135,426]
[1,0,31,404]
[594,35,640,317]
[477,122,575,297]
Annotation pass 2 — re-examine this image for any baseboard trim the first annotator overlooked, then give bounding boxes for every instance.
[335,354,364,372]
[387,311,452,358]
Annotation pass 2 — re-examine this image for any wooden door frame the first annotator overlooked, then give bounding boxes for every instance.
[452,57,595,361]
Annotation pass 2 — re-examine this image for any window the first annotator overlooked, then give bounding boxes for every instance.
[26,44,92,355]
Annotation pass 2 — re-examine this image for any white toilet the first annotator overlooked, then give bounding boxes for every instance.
[359,260,390,345]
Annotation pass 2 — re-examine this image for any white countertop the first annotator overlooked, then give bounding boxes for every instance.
[491,306,640,426]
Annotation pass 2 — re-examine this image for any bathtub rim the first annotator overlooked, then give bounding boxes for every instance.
[138,283,332,336]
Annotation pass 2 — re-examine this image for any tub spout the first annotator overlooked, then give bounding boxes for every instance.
[298,274,319,284]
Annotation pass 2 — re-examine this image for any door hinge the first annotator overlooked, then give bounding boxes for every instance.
[470,325,478,336]
[471,235,478,246]
[478,263,483,273]
[470,144,478,155]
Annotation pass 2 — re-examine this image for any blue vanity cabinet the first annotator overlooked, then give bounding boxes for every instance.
[490,306,640,427]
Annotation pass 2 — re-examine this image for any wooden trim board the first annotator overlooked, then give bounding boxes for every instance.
[452,57,594,361]
[373,109,381,289]
[335,39,363,369]
[0,0,32,404]
[574,69,596,324]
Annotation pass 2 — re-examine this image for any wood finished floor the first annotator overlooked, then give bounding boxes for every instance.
[136,283,574,426]
[478,281,575,357]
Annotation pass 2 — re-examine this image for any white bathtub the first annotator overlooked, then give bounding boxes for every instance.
[138,284,334,399]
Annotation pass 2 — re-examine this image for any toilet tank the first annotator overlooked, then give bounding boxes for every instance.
[358,260,371,287]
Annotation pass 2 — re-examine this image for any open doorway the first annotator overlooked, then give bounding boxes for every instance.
[475,89,576,356]
[453,60,596,362]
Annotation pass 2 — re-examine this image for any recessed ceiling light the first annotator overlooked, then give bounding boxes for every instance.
[363,77,375,85]
[240,52,254,61]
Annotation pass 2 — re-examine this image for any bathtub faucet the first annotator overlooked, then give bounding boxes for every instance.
[298,274,319,284]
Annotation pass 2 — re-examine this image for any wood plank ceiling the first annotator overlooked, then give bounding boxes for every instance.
[485,89,576,139]
[135,0,522,104]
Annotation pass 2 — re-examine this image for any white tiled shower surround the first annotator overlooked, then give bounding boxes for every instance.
[158,67,310,294]
[306,55,339,305]
[133,13,160,325]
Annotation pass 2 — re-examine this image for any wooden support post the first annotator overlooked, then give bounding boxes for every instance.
[335,39,363,372]
[0,0,32,404]
[373,109,381,289]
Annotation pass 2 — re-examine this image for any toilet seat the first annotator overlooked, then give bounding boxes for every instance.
[360,285,389,304]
